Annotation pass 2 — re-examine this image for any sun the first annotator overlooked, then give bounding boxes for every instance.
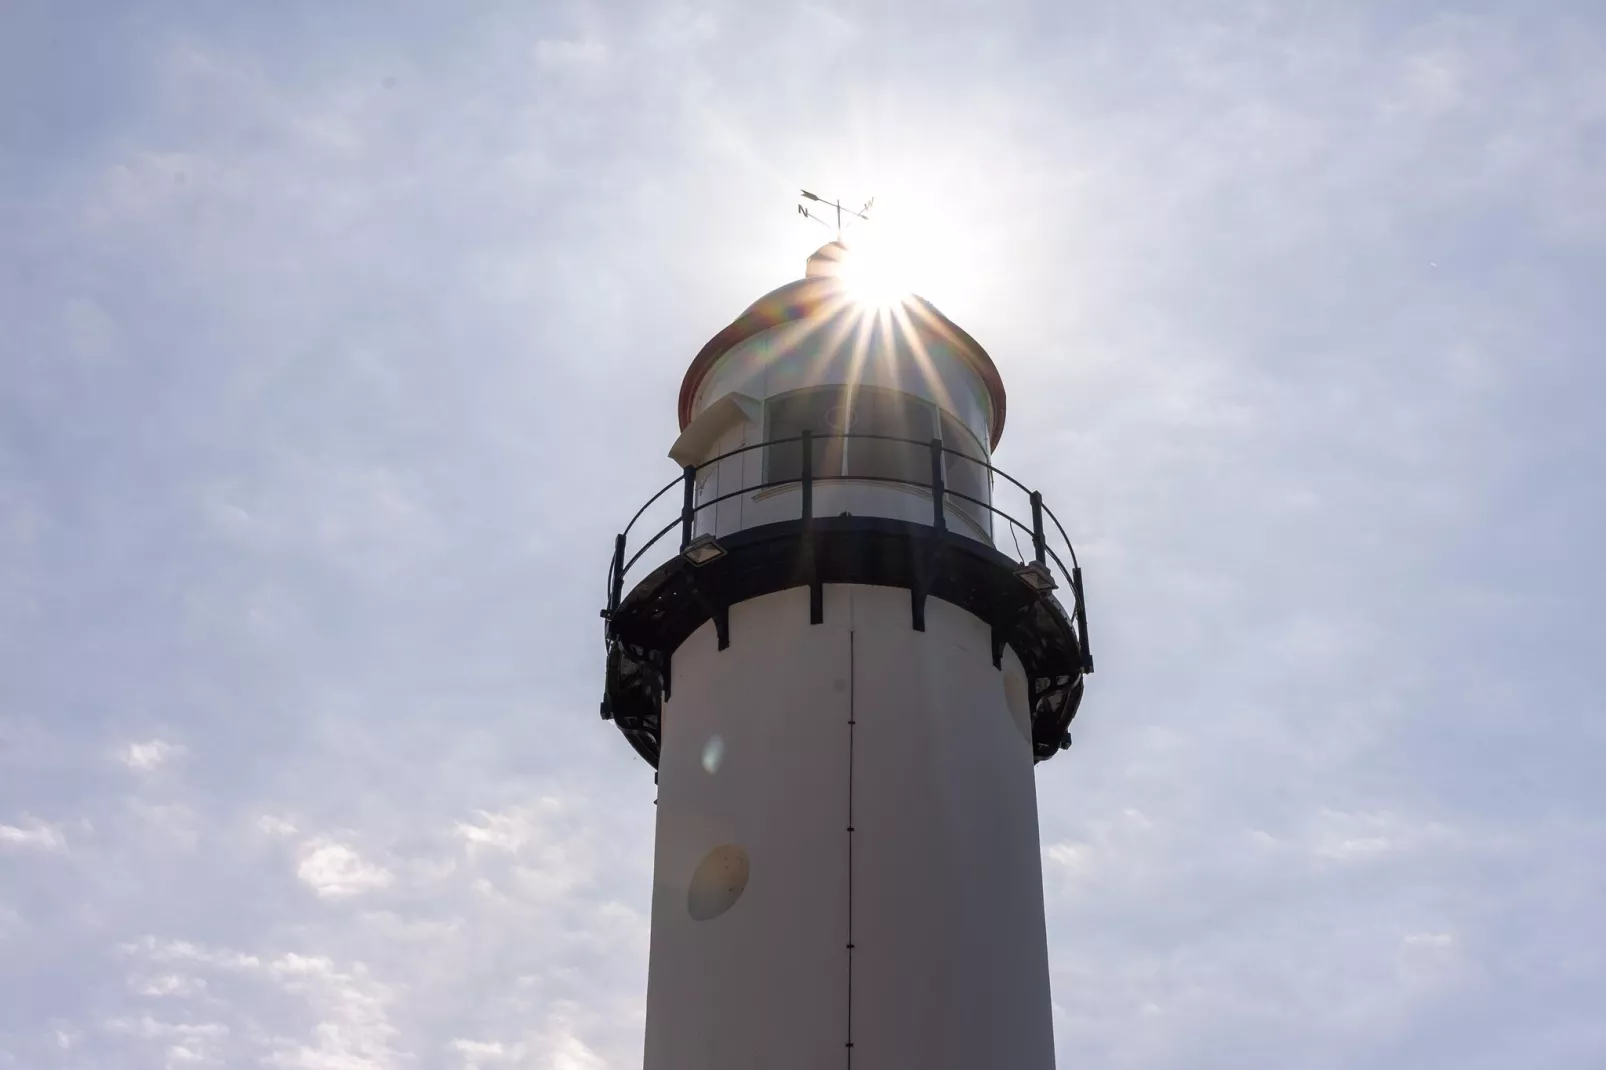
[802,189,982,314]
[837,239,911,308]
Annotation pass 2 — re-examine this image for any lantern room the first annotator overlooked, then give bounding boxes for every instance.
[670,243,1008,545]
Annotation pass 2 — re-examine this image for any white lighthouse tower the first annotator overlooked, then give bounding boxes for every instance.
[601,230,1093,1070]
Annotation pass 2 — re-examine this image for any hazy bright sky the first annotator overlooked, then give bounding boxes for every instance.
[3,2,1604,1067]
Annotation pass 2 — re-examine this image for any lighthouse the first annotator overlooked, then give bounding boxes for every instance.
[601,232,1092,1069]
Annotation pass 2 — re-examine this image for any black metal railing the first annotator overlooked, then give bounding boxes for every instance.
[603,431,1091,671]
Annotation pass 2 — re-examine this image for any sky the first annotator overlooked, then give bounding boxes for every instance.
[2,1,1604,1067]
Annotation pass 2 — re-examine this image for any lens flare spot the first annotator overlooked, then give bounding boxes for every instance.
[688,844,749,921]
[701,734,725,775]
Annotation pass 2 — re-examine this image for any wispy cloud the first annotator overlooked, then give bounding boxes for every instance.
[119,740,187,772]
[295,840,394,899]
[0,818,66,852]
[263,953,402,1070]
[257,815,299,838]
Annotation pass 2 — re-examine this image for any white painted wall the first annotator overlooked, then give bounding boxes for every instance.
[643,584,1055,1070]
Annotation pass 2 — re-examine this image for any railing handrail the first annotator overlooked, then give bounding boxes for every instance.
[619,432,1033,539]
[719,432,1014,484]
[603,431,1088,668]
[609,431,1073,585]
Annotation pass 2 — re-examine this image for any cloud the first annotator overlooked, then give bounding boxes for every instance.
[0,818,67,852]
[116,938,406,1068]
[120,936,262,972]
[533,1004,612,1070]
[128,801,202,848]
[451,1037,525,1067]
[455,809,531,854]
[296,841,394,899]
[534,37,608,70]
[263,954,402,1070]
[129,974,209,998]
[1308,809,1454,863]
[257,815,299,838]
[448,1004,610,1070]
[103,1015,230,1067]
[120,739,187,772]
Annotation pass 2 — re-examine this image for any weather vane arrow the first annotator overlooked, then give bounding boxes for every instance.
[797,190,875,242]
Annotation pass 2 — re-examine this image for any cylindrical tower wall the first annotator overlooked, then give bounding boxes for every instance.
[643,584,1056,1070]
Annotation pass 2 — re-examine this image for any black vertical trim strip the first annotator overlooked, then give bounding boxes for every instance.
[845,627,857,1065]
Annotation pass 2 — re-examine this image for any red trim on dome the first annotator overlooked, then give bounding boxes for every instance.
[677,278,1008,449]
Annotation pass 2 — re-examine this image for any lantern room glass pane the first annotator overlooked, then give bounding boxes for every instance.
[940,412,991,537]
[765,388,846,483]
[845,388,934,487]
[763,388,989,537]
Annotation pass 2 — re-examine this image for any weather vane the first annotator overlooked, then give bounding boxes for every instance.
[797,190,874,242]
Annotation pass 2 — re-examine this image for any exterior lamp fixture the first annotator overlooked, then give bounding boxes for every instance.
[1014,561,1057,594]
[681,534,727,566]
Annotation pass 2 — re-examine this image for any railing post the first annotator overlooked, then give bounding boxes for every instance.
[608,533,625,623]
[800,429,814,524]
[679,464,697,550]
[1072,565,1094,673]
[929,438,946,532]
[1030,490,1046,565]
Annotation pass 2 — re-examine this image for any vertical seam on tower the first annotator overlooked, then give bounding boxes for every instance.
[846,628,856,1066]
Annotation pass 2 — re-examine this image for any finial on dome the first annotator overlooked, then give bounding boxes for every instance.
[805,241,850,278]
